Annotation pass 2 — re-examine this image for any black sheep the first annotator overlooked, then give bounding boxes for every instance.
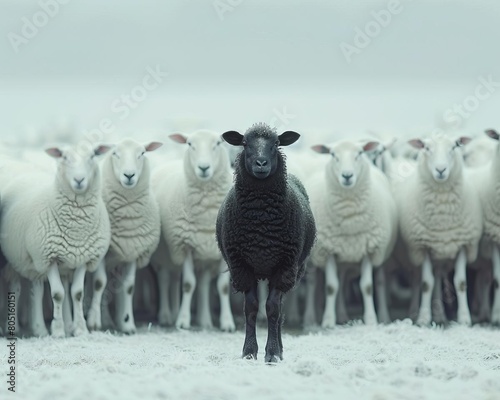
[216,123,316,363]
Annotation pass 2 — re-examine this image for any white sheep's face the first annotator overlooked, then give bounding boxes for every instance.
[311,140,379,188]
[46,145,111,193]
[110,139,162,188]
[170,131,226,181]
[408,135,471,182]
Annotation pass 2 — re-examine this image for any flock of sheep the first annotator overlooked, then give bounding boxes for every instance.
[1,124,500,345]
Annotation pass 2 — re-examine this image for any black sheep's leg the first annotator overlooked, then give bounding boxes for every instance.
[242,281,259,359]
[265,286,283,363]
[278,297,284,359]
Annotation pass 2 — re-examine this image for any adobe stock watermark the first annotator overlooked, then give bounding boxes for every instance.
[340,0,413,64]
[270,106,296,132]
[7,0,71,54]
[213,0,243,21]
[77,65,168,155]
[442,75,500,129]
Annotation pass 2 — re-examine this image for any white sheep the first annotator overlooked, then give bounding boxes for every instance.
[86,139,162,334]
[392,134,482,325]
[0,144,111,337]
[466,129,500,324]
[306,139,397,327]
[150,130,235,332]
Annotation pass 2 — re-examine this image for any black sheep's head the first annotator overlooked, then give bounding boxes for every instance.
[222,123,300,180]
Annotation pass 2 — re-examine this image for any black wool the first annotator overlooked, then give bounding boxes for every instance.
[216,143,316,293]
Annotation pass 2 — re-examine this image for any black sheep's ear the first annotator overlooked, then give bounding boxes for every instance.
[222,131,244,146]
[485,129,500,141]
[278,131,300,146]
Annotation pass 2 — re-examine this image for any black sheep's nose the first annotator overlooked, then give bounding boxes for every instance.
[342,173,353,181]
[255,158,268,167]
[124,173,135,181]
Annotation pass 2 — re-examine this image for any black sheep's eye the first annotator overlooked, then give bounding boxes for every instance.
[242,140,247,147]
[275,141,279,147]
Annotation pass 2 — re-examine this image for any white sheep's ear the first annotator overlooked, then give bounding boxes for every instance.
[278,131,300,146]
[485,129,500,141]
[45,147,63,159]
[145,142,163,152]
[169,134,188,144]
[311,144,331,154]
[94,145,112,156]
[222,131,244,146]
[362,141,379,152]
[408,139,426,150]
[457,136,472,146]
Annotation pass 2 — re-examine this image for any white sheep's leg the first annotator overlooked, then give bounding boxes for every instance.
[285,288,301,326]
[30,279,48,337]
[157,267,173,326]
[6,276,21,335]
[62,276,73,335]
[454,248,471,325]
[71,265,89,336]
[115,262,137,334]
[197,267,213,329]
[432,267,447,324]
[217,260,235,332]
[360,257,377,325]
[491,245,500,324]
[303,266,317,328]
[417,255,434,325]
[87,260,107,331]
[176,252,196,329]
[321,256,339,328]
[375,267,391,324]
[47,264,65,337]
[257,280,268,323]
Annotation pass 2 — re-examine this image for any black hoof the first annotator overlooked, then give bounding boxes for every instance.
[243,352,257,360]
[264,352,283,363]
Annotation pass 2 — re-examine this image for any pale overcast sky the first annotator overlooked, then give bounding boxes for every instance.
[1,0,499,139]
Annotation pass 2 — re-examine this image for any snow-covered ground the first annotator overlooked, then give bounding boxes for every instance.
[4,322,500,400]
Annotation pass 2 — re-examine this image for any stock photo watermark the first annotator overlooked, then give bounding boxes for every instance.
[213,0,243,21]
[78,65,168,154]
[340,0,413,64]
[7,0,71,54]
[442,75,500,129]
[270,106,296,132]
[6,292,17,393]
